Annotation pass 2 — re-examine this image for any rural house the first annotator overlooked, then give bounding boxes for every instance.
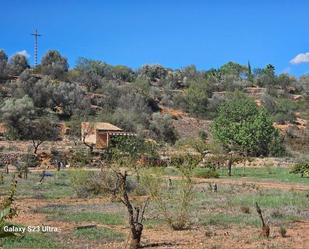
[81,122,135,149]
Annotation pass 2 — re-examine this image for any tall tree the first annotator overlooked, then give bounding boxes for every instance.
[0,50,8,79]
[247,61,253,82]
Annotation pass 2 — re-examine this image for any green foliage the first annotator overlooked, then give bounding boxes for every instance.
[212,93,284,156]
[219,61,248,78]
[0,95,36,139]
[0,173,3,185]
[149,113,178,144]
[0,177,19,239]
[138,64,168,81]
[184,78,209,116]
[170,154,201,169]
[40,50,69,79]
[142,163,195,230]
[255,64,277,87]
[175,137,208,155]
[7,54,29,76]
[193,168,219,178]
[68,149,92,167]
[70,169,140,198]
[108,136,158,160]
[279,226,287,237]
[290,162,309,177]
[0,50,8,78]
[69,170,103,198]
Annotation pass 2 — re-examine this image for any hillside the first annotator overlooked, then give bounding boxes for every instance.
[0,50,308,159]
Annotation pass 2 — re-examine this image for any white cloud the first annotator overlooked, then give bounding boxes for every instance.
[16,50,30,59]
[290,52,309,64]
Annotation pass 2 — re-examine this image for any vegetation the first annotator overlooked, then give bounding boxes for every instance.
[0,47,308,248]
[0,176,18,238]
[290,162,309,177]
[212,93,285,157]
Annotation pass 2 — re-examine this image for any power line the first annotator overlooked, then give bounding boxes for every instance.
[31,29,42,66]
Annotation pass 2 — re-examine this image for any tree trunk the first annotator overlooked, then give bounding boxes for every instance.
[33,144,39,154]
[129,223,143,249]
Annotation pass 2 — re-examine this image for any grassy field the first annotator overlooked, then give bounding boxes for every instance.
[0,167,308,249]
[218,167,309,184]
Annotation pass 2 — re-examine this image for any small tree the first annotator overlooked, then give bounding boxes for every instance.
[0,176,19,238]
[1,95,36,140]
[23,119,59,154]
[142,156,196,230]
[212,93,283,157]
[7,54,29,76]
[113,170,148,249]
[184,78,209,116]
[40,50,69,79]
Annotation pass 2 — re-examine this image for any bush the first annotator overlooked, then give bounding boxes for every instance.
[68,149,92,167]
[70,170,140,198]
[142,159,196,230]
[70,170,115,198]
[170,154,201,168]
[149,113,178,144]
[279,226,287,237]
[290,162,309,177]
[193,168,219,178]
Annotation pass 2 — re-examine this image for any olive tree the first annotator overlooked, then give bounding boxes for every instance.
[22,118,59,154]
[7,54,29,76]
[0,95,36,139]
[40,50,69,79]
[0,96,59,153]
[50,81,88,117]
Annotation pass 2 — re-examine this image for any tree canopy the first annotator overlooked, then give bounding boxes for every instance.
[212,93,284,156]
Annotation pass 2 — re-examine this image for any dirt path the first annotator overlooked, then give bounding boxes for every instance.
[193,178,309,191]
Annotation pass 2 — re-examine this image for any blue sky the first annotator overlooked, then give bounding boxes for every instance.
[1,0,309,76]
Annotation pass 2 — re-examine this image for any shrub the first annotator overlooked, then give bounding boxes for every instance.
[142,160,196,230]
[183,78,210,117]
[193,168,219,178]
[20,152,39,168]
[68,149,92,167]
[290,162,309,177]
[70,170,139,198]
[240,206,250,214]
[70,170,116,198]
[149,113,178,144]
[279,226,287,237]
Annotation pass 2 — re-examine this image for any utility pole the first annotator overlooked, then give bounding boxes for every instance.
[31,29,42,67]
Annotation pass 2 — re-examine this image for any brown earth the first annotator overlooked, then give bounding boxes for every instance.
[9,174,309,249]
[12,198,309,249]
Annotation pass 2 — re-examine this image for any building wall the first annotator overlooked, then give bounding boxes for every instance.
[96,131,108,149]
[81,122,97,145]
